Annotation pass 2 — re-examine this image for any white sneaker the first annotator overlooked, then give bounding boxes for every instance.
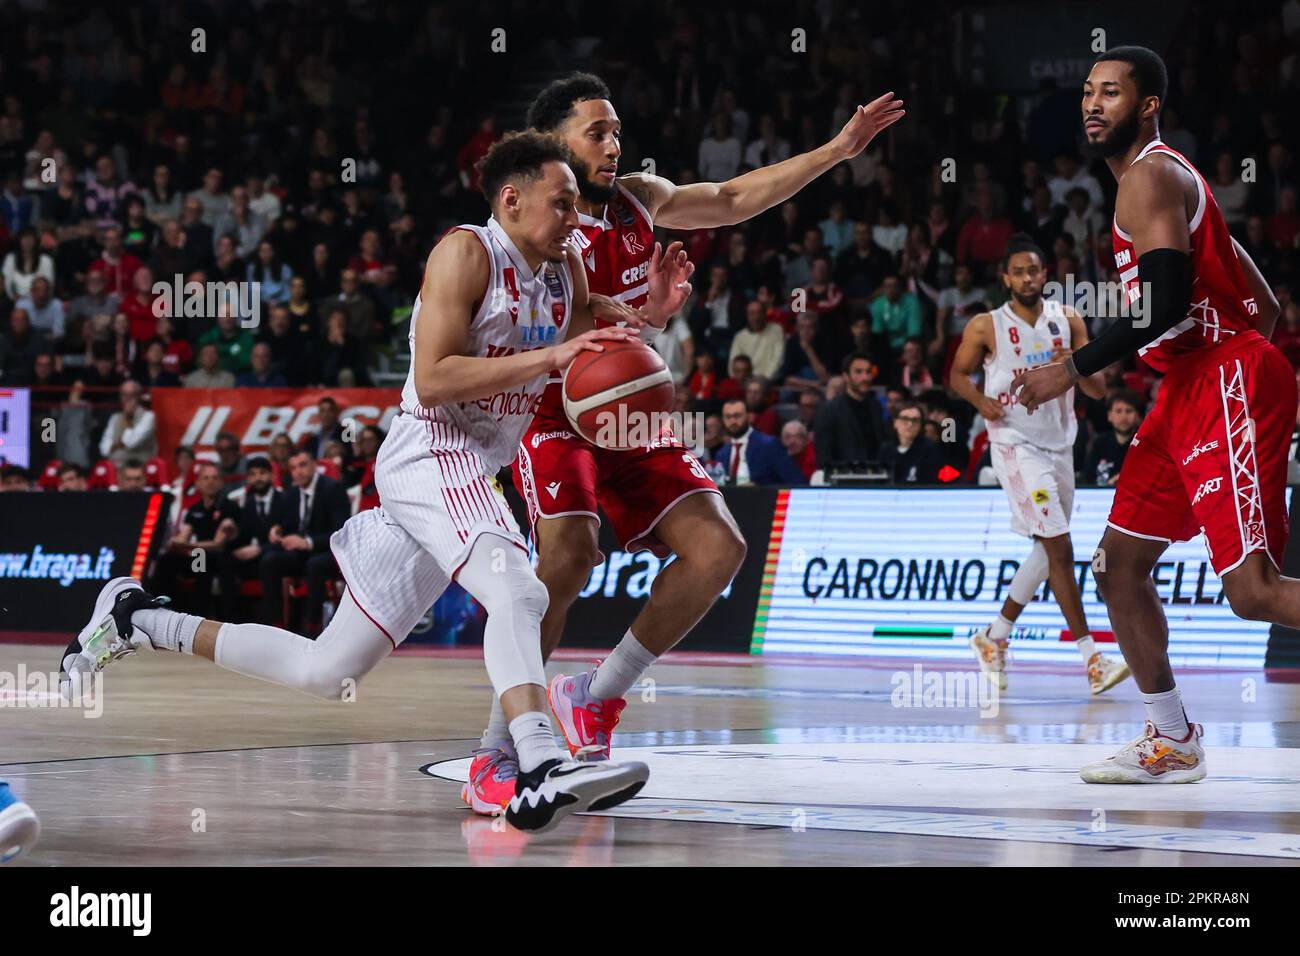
[506,757,648,834]
[1087,652,1131,696]
[1079,722,1206,783]
[0,783,40,864]
[969,625,1007,692]
[59,577,167,696]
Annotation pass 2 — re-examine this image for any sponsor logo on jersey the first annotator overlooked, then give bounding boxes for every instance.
[615,204,635,226]
[1191,476,1223,506]
[470,386,545,422]
[544,269,563,300]
[520,325,558,345]
[620,260,650,286]
[1032,488,1050,504]
[552,302,566,327]
[531,428,575,448]
[1182,440,1220,466]
[1047,320,1061,337]
[1115,248,1132,268]
[622,231,646,256]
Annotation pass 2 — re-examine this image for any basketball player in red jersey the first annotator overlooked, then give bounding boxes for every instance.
[461,73,904,812]
[1015,47,1294,783]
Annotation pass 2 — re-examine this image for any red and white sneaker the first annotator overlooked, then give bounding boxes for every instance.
[547,669,627,761]
[460,746,519,815]
[1079,721,1206,784]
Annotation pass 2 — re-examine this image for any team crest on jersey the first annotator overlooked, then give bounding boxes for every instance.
[552,302,566,327]
[623,231,645,255]
[1032,488,1050,504]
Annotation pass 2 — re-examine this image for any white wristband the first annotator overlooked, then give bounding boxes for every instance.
[638,323,663,345]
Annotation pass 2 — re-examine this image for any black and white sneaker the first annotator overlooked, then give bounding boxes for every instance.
[59,577,169,695]
[506,757,649,833]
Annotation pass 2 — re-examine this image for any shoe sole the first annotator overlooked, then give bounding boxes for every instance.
[548,676,585,759]
[1090,661,1132,696]
[0,802,41,864]
[969,632,1007,692]
[1079,762,1207,784]
[508,762,649,834]
[76,577,146,670]
[460,783,509,816]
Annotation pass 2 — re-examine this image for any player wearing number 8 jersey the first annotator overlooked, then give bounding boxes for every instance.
[950,235,1129,696]
[1015,47,1298,784]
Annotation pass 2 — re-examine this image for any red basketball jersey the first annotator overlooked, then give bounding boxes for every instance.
[1112,140,1259,374]
[537,182,656,421]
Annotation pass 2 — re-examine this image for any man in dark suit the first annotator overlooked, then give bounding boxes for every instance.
[260,449,351,633]
[228,457,291,609]
[814,352,887,475]
[298,395,352,464]
[717,399,807,486]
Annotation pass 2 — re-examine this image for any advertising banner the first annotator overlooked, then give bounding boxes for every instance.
[151,387,401,460]
[0,491,170,634]
[753,487,1280,668]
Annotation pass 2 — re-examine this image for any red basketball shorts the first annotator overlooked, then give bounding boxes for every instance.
[512,415,720,558]
[1107,333,1297,576]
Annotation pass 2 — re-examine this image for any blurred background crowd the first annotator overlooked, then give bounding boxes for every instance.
[3,0,1300,618]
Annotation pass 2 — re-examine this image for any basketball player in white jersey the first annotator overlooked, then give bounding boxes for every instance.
[949,234,1130,695]
[59,132,696,833]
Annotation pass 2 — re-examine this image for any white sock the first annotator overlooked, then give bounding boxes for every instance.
[988,614,1014,642]
[131,607,203,654]
[509,711,564,772]
[1075,634,1097,661]
[1143,687,1191,740]
[590,630,658,700]
[481,697,511,750]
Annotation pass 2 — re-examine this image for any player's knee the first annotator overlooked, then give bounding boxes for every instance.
[1223,580,1273,622]
[517,573,550,622]
[300,658,363,701]
[680,519,747,582]
[538,522,601,580]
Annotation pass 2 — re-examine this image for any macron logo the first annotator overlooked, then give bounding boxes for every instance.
[545,481,561,499]
[50,886,151,936]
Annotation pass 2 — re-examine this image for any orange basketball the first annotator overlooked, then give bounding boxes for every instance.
[562,338,675,450]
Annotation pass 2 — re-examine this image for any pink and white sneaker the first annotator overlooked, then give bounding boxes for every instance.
[460,745,519,815]
[547,669,627,761]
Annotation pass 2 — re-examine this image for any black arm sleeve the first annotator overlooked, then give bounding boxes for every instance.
[1071,248,1192,377]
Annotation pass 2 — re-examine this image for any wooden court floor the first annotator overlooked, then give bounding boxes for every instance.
[3,641,1300,866]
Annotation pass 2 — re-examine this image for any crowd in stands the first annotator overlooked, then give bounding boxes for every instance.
[3,0,1300,516]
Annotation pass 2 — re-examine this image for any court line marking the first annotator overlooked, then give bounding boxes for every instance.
[421,753,1300,860]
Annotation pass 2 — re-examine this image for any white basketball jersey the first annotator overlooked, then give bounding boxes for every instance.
[397,216,573,470]
[982,299,1077,451]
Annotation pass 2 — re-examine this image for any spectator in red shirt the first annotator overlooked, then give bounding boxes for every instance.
[152,313,193,373]
[687,350,720,400]
[781,420,818,479]
[347,229,389,285]
[896,336,936,391]
[89,226,145,295]
[746,376,781,435]
[120,266,161,342]
[718,354,751,402]
[956,193,1014,272]
[457,115,499,193]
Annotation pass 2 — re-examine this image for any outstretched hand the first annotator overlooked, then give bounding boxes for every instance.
[643,240,695,328]
[830,91,906,160]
